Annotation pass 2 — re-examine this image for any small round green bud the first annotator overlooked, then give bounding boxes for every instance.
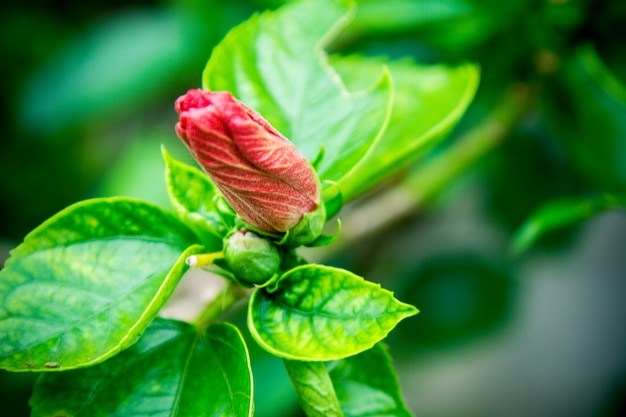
[224,230,281,284]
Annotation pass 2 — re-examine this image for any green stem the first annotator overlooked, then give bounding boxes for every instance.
[407,84,532,204]
[192,281,247,330]
[283,359,344,417]
[332,85,533,246]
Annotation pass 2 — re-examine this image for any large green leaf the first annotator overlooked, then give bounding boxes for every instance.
[30,319,253,417]
[203,0,393,186]
[0,198,202,371]
[283,360,344,417]
[511,194,626,255]
[248,264,417,361]
[163,146,227,248]
[328,344,413,417]
[332,55,479,200]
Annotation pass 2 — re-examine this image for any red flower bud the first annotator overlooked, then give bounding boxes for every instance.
[175,89,321,234]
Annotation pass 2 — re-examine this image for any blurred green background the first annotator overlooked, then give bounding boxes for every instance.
[1,0,626,416]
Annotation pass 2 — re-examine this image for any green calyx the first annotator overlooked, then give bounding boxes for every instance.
[223,230,281,284]
[282,202,327,247]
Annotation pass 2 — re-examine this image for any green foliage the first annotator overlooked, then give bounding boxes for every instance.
[283,343,414,417]
[163,146,226,248]
[511,194,626,255]
[2,0,538,415]
[248,264,418,361]
[17,2,253,137]
[29,319,253,417]
[284,360,344,417]
[19,9,202,135]
[203,0,393,194]
[202,0,478,202]
[332,56,479,199]
[393,254,515,349]
[346,0,522,52]
[2,0,457,412]
[0,198,202,371]
[328,344,413,417]
[2,0,626,415]
[543,44,626,193]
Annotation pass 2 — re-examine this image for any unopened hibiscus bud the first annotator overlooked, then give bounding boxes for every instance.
[175,89,324,243]
[224,230,280,284]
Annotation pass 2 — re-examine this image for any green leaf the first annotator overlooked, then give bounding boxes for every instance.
[0,198,202,371]
[248,264,418,361]
[332,55,480,200]
[544,44,626,193]
[18,8,211,136]
[203,0,393,186]
[30,319,253,417]
[328,344,413,417]
[511,194,626,256]
[322,180,344,220]
[283,359,344,417]
[346,0,523,52]
[163,146,226,248]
